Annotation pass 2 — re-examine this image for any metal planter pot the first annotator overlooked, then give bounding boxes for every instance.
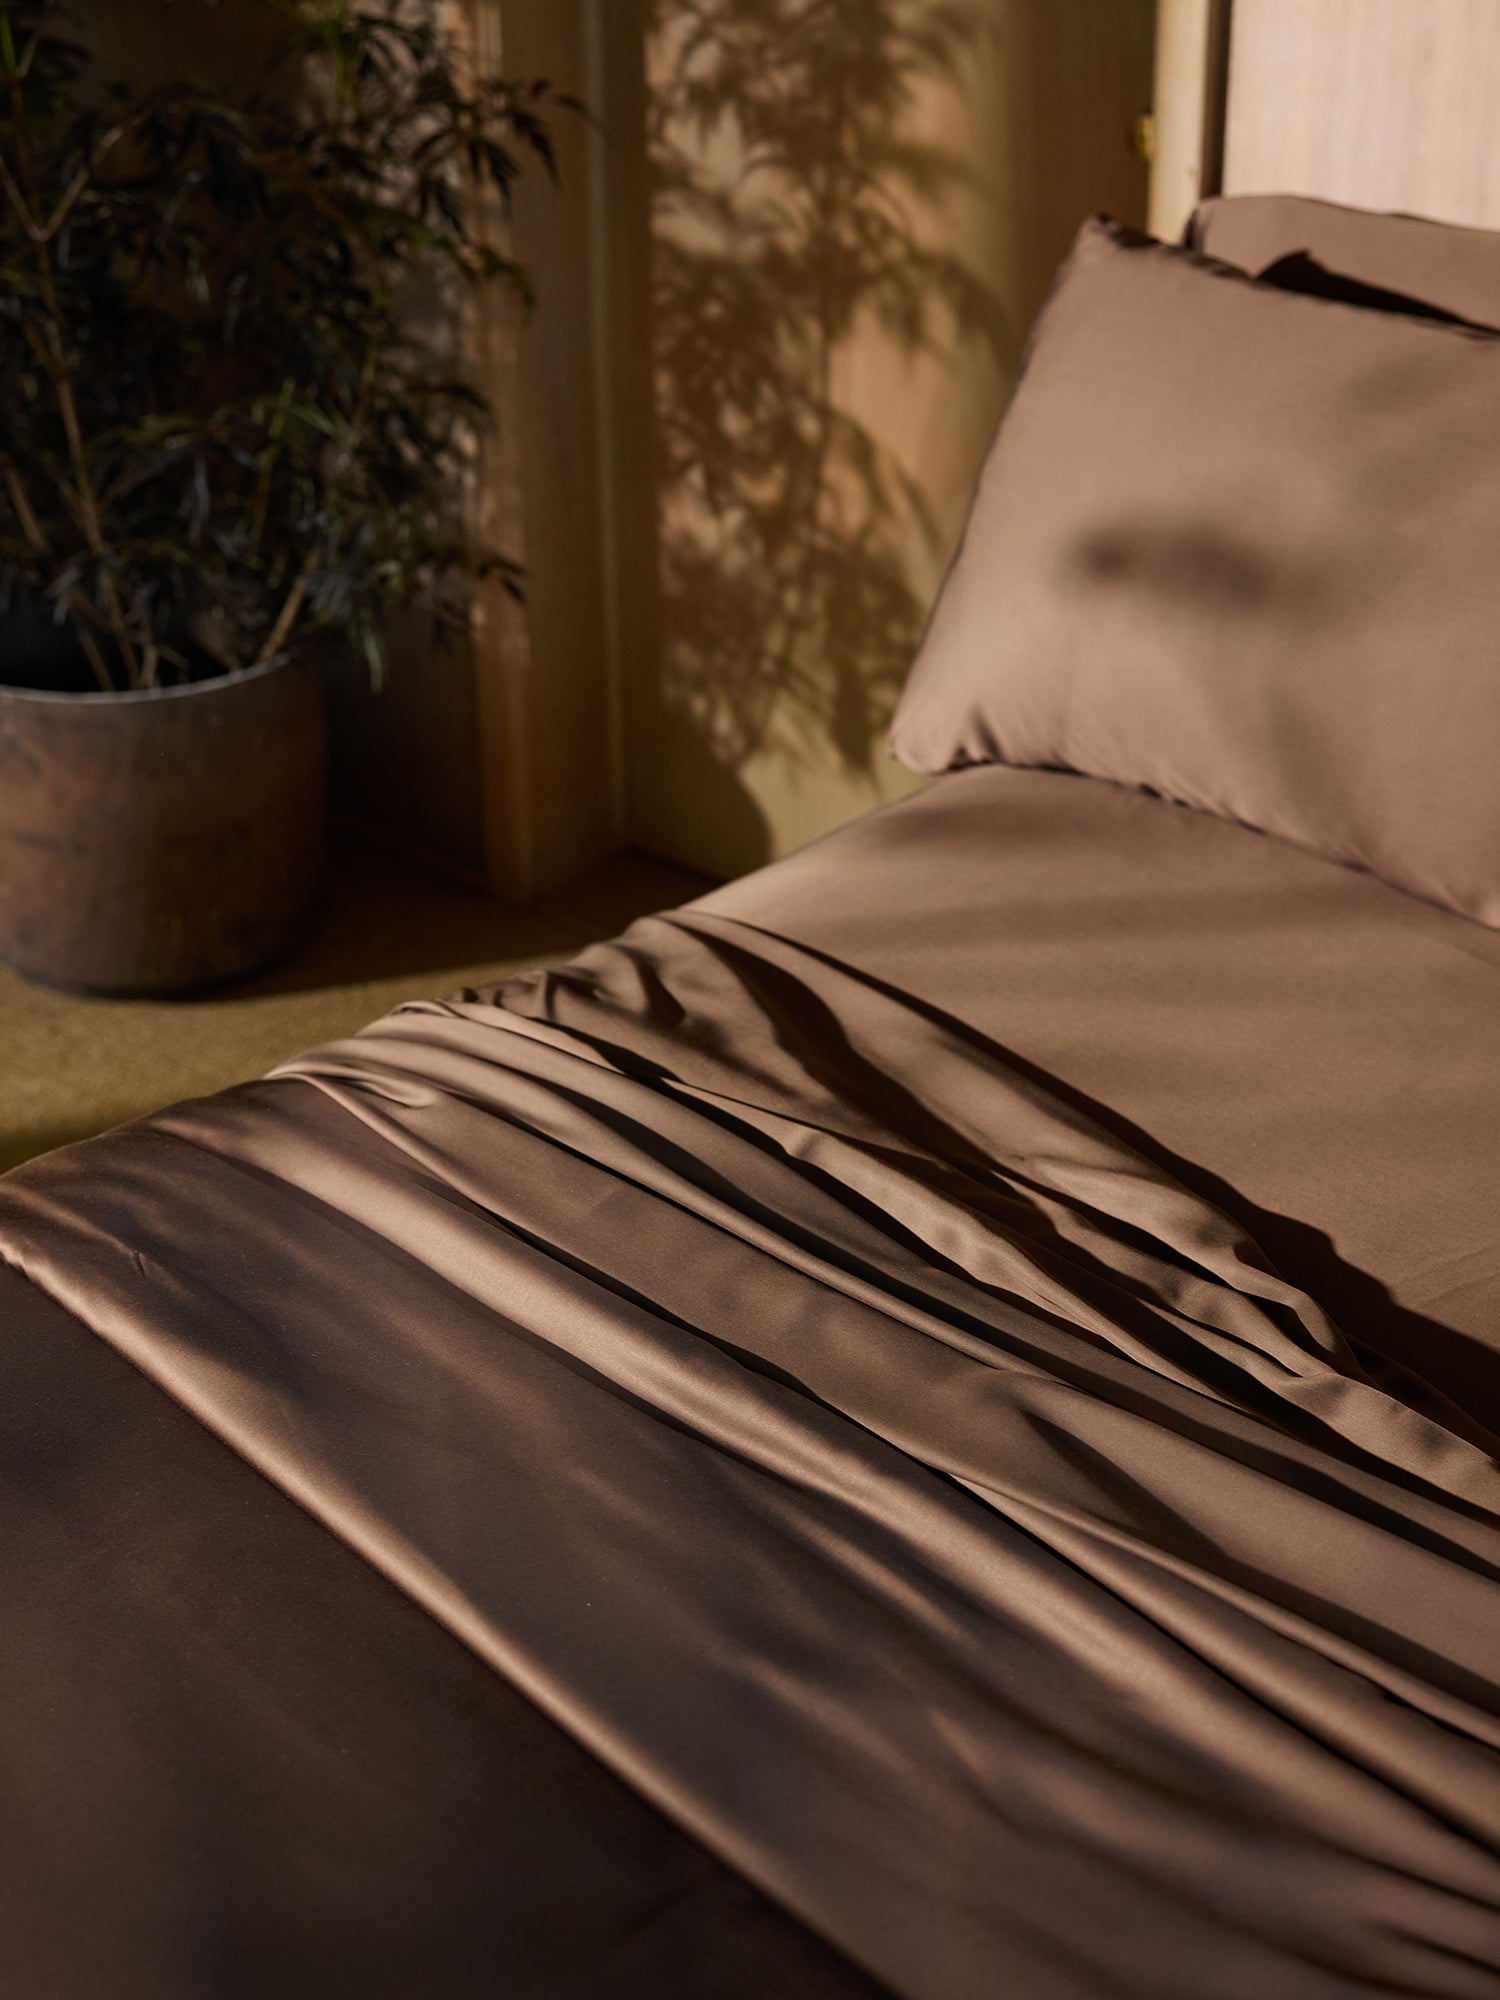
[0,652,326,995]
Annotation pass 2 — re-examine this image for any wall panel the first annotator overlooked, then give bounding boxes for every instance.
[1222,0,1500,228]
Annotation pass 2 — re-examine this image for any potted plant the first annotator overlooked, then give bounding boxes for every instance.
[0,0,555,992]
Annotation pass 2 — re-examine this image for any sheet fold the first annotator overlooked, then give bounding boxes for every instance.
[3,911,1498,2000]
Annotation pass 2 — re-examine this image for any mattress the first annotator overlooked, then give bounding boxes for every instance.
[3,767,1499,2000]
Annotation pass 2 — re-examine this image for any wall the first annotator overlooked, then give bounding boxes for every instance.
[625,0,1157,878]
[1222,0,1500,228]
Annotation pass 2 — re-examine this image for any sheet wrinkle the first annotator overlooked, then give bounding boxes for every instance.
[483,915,1340,1297]
[394,915,1499,1480]
[260,1030,1500,1601]
[289,1052,1264,1435]
[4,909,1500,1999]
[262,916,1500,1600]
[431,947,1496,1449]
[291,1044,1408,1515]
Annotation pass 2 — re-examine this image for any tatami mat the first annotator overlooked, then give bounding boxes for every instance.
[0,838,710,1175]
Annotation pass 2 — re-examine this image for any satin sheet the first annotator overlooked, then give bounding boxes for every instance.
[0,1261,878,2000]
[3,894,1499,1999]
[706,766,1500,1418]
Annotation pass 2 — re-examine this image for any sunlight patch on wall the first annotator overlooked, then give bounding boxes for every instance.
[635,0,1014,875]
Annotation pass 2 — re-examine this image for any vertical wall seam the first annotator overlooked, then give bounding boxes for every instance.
[473,0,537,897]
[582,0,631,851]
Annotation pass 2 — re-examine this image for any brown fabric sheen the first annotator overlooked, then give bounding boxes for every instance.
[888,214,1500,927]
[3,855,1500,1997]
[704,766,1500,1418]
[1189,191,1500,328]
[0,1263,889,2000]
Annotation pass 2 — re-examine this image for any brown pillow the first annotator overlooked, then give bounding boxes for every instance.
[889,215,1500,927]
[1187,192,1500,331]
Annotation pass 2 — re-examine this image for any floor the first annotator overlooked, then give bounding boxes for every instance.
[0,836,712,1176]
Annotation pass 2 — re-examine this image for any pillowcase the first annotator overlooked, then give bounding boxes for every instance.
[889,214,1500,927]
[1187,192,1500,330]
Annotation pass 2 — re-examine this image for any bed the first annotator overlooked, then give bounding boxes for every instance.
[6,32,1500,2000]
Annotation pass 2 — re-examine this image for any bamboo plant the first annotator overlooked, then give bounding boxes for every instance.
[0,0,557,692]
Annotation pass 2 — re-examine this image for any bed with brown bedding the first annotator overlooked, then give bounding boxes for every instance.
[4,201,1500,2000]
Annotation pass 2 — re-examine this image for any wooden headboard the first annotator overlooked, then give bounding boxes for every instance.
[1148,0,1500,243]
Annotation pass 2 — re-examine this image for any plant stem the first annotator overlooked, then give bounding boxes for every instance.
[72,617,115,694]
[1,453,44,551]
[0,112,141,245]
[253,546,317,667]
[33,115,139,244]
[5,73,143,687]
[37,314,142,685]
[0,145,35,231]
[2,453,113,691]
[248,343,373,670]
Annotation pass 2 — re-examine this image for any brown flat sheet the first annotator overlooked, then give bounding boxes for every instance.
[707,766,1500,1427]
[0,1263,880,2000]
[3,796,1499,1997]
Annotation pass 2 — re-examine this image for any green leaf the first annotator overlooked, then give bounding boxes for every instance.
[0,0,567,691]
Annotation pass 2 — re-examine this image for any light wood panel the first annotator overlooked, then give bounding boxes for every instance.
[468,0,623,898]
[1222,0,1500,227]
[1146,0,1229,241]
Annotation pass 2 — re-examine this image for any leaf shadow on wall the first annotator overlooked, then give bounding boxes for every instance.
[647,0,1008,818]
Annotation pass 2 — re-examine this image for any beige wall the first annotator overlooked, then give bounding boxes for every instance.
[1223,0,1500,229]
[627,0,1157,878]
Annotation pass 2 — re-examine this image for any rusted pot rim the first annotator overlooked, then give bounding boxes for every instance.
[0,652,300,708]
